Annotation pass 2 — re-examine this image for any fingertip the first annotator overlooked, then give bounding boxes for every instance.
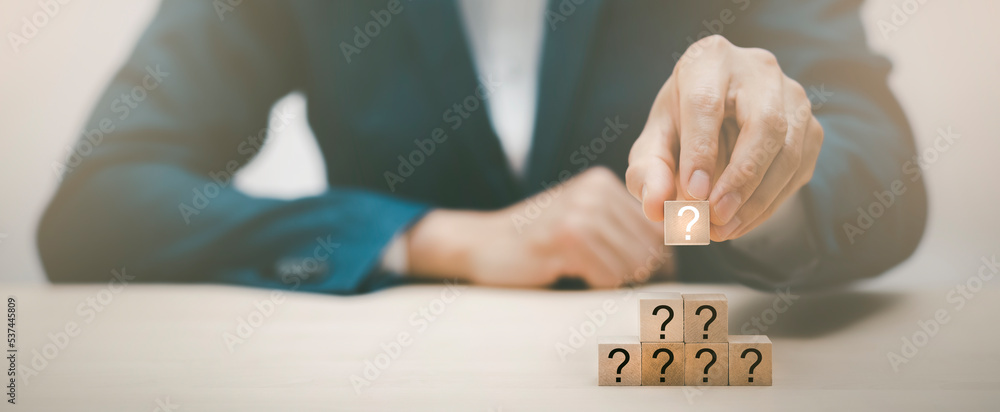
[686,169,711,200]
[709,225,727,242]
[643,198,664,222]
[710,216,742,241]
[624,164,646,201]
[710,191,743,226]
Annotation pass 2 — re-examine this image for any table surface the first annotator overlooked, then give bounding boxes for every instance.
[5,281,1000,411]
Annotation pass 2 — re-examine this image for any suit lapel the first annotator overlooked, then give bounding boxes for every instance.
[401,0,518,206]
[524,0,604,193]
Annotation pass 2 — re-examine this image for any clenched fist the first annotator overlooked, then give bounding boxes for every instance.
[407,167,673,288]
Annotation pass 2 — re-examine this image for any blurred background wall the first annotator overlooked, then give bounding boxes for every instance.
[1,0,998,287]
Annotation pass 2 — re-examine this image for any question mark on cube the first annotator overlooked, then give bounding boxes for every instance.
[695,305,717,340]
[598,337,640,385]
[728,335,772,386]
[653,305,674,339]
[695,348,716,383]
[741,349,762,382]
[653,348,674,382]
[639,292,683,342]
[609,349,629,383]
[685,343,729,386]
[663,201,710,245]
[683,294,728,342]
[641,342,685,386]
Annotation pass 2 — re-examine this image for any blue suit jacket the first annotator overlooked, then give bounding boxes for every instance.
[38,0,927,293]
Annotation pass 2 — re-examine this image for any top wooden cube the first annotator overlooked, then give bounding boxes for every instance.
[683,294,728,342]
[638,292,684,342]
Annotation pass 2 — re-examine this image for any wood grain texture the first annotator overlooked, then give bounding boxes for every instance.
[641,342,684,386]
[663,201,710,245]
[683,294,729,342]
[685,343,729,386]
[729,335,772,386]
[598,336,641,386]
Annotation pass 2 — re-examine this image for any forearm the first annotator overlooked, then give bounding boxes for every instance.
[39,163,429,294]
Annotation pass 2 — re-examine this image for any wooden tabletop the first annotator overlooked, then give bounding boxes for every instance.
[5,282,999,411]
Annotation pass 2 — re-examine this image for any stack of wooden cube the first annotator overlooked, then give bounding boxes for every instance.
[598,292,772,386]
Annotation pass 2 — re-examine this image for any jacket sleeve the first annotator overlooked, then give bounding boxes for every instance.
[37,1,429,294]
[681,0,928,291]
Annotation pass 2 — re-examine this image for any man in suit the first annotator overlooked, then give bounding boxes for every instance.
[38,0,926,294]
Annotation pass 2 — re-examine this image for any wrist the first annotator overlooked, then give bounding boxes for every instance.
[406,209,493,282]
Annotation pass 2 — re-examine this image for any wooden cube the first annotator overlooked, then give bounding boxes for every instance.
[638,292,684,342]
[683,294,728,342]
[685,342,729,386]
[663,201,710,245]
[641,343,684,386]
[729,335,772,386]
[598,336,641,386]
